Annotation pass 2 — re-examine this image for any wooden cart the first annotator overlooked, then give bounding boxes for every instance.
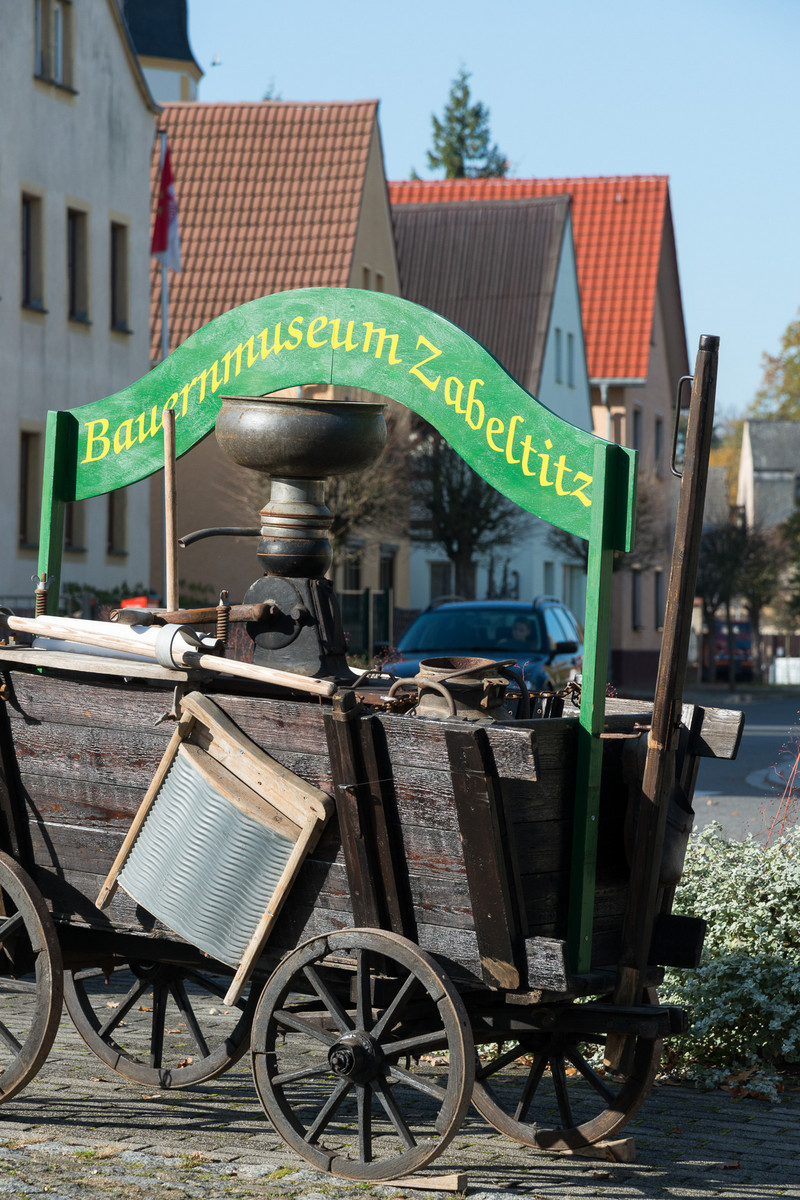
[0,292,742,1181]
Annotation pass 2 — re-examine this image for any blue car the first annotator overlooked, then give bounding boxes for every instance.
[389,597,584,693]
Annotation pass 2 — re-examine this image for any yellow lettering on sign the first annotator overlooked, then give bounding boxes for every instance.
[505,415,523,464]
[554,455,573,495]
[82,419,111,463]
[465,378,484,431]
[330,318,358,351]
[362,322,402,363]
[520,435,537,477]
[409,335,441,390]
[307,316,329,348]
[538,438,554,487]
[244,334,259,367]
[198,360,222,402]
[113,419,136,455]
[444,376,465,413]
[136,406,162,443]
[179,376,199,416]
[259,324,289,357]
[286,316,304,350]
[486,416,505,452]
[571,473,593,506]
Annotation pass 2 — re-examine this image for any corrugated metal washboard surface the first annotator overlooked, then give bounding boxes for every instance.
[117,742,296,967]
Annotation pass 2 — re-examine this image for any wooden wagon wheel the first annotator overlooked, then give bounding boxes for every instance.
[472,989,661,1150]
[64,960,259,1088]
[0,851,63,1103]
[251,929,474,1182]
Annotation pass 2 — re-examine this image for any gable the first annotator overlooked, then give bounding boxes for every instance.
[151,100,379,357]
[390,176,678,383]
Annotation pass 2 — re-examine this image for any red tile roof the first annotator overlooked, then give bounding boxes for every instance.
[390,177,672,382]
[151,101,378,357]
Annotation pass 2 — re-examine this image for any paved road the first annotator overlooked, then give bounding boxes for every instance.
[2,1009,800,1200]
[689,687,800,839]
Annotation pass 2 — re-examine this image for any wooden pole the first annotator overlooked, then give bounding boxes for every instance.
[609,335,719,1043]
[163,407,179,611]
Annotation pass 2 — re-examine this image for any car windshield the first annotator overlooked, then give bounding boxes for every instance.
[398,608,542,654]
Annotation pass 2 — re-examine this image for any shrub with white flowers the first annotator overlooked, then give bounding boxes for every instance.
[661,823,800,1100]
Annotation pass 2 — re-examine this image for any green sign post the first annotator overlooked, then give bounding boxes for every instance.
[38,287,637,973]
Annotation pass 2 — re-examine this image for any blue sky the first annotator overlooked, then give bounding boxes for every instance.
[186,0,796,420]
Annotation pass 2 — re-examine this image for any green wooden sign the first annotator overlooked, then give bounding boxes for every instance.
[38,287,638,974]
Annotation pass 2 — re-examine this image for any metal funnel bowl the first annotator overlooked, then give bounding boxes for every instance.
[216,396,387,478]
[215,396,387,580]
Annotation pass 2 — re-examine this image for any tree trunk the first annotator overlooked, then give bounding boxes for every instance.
[453,554,476,599]
[725,600,736,690]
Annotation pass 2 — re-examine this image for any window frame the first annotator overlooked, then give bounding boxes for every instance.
[66,205,90,323]
[110,220,130,332]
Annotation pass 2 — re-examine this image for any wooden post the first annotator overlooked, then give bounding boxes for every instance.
[567,441,617,974]
[611,336,719,1020]
[163,407,179,612]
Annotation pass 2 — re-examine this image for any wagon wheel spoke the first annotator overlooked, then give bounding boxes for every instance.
[0,911,25,943]
[252,929,474,1181]
[0,1020,23,1056]
[149,982,169,1069]
[305,1078,352,1142]
[357,1081,372,1162]
[272,1007,337,1047]
[371,972,419,1041]
[0,853,63,1105]
[272,1059,332,1087]
[170,981,210,1060]
[373,1075,417,1149]
[385,1062,447,1103]
[302,965,353,1034]
[97,976,150,1039]
[550,1056,574,1129]
[565,1045,617,1105]
[355,949,372,1031]
[513,1052,548,1123]
[476,1041,528,1080]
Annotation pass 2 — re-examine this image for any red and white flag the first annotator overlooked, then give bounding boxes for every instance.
[151,143,181,273]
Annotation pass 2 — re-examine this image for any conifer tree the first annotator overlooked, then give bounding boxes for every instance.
[426,68,508,179]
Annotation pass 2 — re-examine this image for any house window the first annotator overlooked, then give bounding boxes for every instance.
[362,266,371,291]
[67,207,89,322]
[107,488,127,555]
[64,500,86,551]
[654,416,664,472]
[631,408,642,451]
[344,552,362,592]
[430,561,452,602]
[375,272,385,293]
[554,328,563,383]
[379,547,396,592]
[34,0,73,88]
[110,221,129,331]
[563,564,585,620]
[567,332,575,387]
[19,431,42,548]
[21,194,44,310]
[631,568,643,630]
[543,560,555,596]
[654,568,665,630]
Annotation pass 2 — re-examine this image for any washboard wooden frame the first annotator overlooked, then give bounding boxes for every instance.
[97,691,332,1004]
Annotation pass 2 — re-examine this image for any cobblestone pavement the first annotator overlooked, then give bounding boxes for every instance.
[1,1004,799,1200]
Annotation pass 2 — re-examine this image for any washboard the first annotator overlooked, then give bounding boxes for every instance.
[97,691,332,1004]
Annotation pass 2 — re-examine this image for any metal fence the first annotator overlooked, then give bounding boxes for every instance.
[339,588,393,658]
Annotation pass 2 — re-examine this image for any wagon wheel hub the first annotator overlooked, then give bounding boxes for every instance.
[328,1031,383,1083]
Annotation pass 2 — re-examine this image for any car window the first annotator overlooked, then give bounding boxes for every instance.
[398,608,542,654]
[543,608,568,647]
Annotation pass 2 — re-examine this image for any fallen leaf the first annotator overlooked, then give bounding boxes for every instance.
[138,1005,153,1012]
[718,1161,741,1170]
[591,1171,615,1180]
[167,1027,182,1034]
[176,1057,193,1068]
[105,1001,119,1009]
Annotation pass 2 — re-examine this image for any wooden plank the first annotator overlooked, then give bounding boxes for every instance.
[605,697,744,760]
[178,743,302,840]
[357,715,413,937]
[322,701,382,929]
[446,727,521,989]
